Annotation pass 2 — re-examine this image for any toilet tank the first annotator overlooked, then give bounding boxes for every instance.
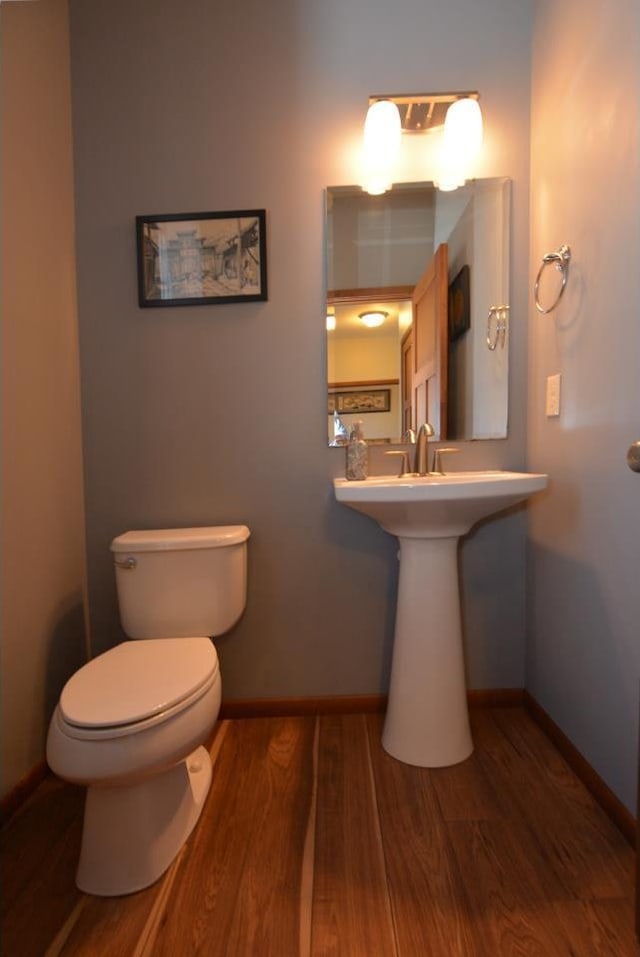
[110,526,250,639]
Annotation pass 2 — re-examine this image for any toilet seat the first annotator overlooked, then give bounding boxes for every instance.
[48,654,221,789]
[59,638,218,741]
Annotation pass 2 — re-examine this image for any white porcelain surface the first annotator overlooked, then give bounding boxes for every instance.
[47,645,221,896]
[334,470,547,767]
[60,638,217,729]
[381,536,473,766]
[76,745,213,896]
[47,523,251,895]
[47,669,221,786]
[113,526,249,639]
[111,525,250,552]
[334,470,548,538]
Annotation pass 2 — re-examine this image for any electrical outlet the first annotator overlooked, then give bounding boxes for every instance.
[546,374,561,417]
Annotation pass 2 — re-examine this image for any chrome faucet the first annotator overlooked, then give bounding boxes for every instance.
[401,427,419,475]
[385,424,434,476]
[415,422,435,475]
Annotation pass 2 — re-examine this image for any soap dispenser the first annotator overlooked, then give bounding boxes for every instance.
[346,420,368,481]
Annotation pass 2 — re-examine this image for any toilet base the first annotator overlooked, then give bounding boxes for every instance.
[76,745,212,896]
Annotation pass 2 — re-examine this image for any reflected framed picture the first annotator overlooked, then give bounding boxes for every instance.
[136,209,267,307]
[448,264,470,341]
[328,389,391,414]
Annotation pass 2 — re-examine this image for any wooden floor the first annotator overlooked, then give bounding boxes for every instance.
[1,708,636,956]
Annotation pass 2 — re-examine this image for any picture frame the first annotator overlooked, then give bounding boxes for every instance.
[448,264,470,341]
[328,389,391,415]
[136,209,267,307]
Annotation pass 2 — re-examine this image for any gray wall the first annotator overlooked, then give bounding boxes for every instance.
[1,0,88,797]
[69,0,533,699]
[528,0,640,812]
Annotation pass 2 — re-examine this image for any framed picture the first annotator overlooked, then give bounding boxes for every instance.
[448,264,470,341]
[136,209,267,307]
[328,389,391,415]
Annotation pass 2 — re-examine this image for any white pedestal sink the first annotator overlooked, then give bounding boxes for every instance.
[334,471,548,767]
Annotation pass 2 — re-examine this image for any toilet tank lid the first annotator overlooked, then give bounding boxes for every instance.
[111,525,250,553]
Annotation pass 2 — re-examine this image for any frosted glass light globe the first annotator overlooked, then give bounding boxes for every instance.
[435,98,483,191]
[443,97,483,163]
[361,100,402,195]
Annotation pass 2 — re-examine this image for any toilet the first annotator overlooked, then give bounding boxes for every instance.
[46,524,250,897]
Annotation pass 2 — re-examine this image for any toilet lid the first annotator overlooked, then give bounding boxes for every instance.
[60,638,218,729]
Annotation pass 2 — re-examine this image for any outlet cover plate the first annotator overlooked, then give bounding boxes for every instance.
[546,374,561,417]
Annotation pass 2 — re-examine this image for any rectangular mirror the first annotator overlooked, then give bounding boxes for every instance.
[326,177,510,444]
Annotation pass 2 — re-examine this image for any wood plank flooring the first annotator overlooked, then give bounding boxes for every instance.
[1,707,636,956]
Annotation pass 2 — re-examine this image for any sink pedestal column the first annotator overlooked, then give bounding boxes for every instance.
[381,535,473,767]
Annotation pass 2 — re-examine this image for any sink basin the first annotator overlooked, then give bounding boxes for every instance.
[333,470,548,538]
[333,470,548,768]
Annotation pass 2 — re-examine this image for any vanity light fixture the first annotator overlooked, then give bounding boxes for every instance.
[326,313,336,331]
[434,96,483,191]
[361,92,482,194]
[359,310,387,328]
[361,99,402,196]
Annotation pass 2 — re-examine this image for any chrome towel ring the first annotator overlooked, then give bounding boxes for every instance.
[486,304,509,351]
[534,244,571,314]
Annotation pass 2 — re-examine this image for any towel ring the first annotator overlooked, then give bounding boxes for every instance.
[486,305,509,351]
[534,244,571,314]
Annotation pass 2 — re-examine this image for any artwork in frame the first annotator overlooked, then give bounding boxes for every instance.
[448,264,470,341]
[136,209,267,307]
[328,389,391,415]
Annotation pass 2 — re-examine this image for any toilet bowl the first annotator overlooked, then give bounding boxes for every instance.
[46,525,249,896]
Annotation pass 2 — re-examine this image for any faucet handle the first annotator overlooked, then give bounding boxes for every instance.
[432,447,460,475]
[384,451,416,477]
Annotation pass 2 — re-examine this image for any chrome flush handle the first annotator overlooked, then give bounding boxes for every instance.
[113,556,137,570]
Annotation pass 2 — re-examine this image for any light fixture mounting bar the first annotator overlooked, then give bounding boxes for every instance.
[368,91,480,133]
